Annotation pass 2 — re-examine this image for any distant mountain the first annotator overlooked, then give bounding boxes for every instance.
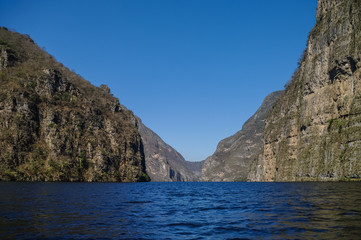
[201,91,282,181]
[137,117,200,181]
[249,0,361,181]
[186,160,203,180]
[0,27,149,181]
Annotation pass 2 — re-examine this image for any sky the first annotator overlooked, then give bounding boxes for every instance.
[0,0,317,162]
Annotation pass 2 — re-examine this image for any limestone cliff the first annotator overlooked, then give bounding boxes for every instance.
[0,27,147,182]
[249,0,361,181]
[201,91,282,181]
[136,117,199,181]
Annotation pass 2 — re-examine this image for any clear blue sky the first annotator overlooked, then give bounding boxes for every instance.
[0,0,317,162]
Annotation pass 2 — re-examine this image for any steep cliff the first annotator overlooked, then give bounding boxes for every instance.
[249,0,361,181]
[136,117,199,181]
[201,91,282,181]
[0,27,147,182]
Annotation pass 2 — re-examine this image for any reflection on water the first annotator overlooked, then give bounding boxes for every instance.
[0,182,361,239]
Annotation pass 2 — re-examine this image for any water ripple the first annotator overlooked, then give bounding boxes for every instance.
[1,182,361,239]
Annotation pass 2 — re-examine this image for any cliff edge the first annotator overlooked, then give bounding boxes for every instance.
[249,0,361,181]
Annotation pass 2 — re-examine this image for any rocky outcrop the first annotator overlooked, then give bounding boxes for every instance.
[249,0,361,181]
[0,47,8,71]
[201,91,282,181]
[136,117,199,181]
[0,27,147,182]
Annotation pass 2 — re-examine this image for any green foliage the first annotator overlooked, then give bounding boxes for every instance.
[15,68,26,78]
[0,71,8,82]
[54,92,72,102]
[78,151,86,160]
[77,151,86,169]
[327,118,334,124]
[48,121,57,128]
[28,93,39,102]
[26,81,37,89]
[139,172,150,182]
[327,118,343,132]
[66,149,73,155]
[234,177,247,182]
[3,169,17,178]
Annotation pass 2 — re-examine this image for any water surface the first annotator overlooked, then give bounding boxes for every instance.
[1,182,361,239]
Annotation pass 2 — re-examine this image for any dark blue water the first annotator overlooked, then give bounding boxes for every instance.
[1,182,361,239]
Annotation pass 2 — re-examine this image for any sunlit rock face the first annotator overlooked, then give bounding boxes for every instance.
[201,91,282,182]
[249,0,361,181]
[0,27,147,182]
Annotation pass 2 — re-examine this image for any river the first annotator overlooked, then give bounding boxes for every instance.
[1,182,361,239]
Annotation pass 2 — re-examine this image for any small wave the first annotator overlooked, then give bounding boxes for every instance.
[199,206,227,211]
[122,201,152,204]
[166,222,203,228]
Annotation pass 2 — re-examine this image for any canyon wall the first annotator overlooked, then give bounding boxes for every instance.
[249,0,361,181]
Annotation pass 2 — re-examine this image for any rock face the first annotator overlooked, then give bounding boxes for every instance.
[186,160,203,180]
[137,117,199,181]
[249,0,361,181]
[201,91,282,181]
[0,27,147,182]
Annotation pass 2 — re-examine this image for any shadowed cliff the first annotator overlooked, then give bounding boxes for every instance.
[136,117,201,181]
